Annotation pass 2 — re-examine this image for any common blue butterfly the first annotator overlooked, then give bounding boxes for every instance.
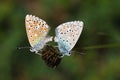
[25,15,53,53]
[54,21,83,56]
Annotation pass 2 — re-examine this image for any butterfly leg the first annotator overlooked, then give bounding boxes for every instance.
[45,36,53,43]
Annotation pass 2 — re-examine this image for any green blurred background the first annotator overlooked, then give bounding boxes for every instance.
[0,0,120,80]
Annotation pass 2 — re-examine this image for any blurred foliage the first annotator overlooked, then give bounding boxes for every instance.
[0,0,120,80]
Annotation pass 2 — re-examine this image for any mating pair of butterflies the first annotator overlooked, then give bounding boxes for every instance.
[25,14,83,67]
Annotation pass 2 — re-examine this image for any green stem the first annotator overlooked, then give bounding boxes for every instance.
[82,43,120,50]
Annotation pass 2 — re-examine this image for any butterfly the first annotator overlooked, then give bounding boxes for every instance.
[54,21,84,56]
[25,14,83,67]
[25,15,53,53]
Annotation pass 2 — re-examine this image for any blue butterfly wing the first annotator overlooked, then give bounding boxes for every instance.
[55,21,83,56]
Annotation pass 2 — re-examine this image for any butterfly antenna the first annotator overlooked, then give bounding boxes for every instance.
[71,51,86,55]
[17,46,31,49]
